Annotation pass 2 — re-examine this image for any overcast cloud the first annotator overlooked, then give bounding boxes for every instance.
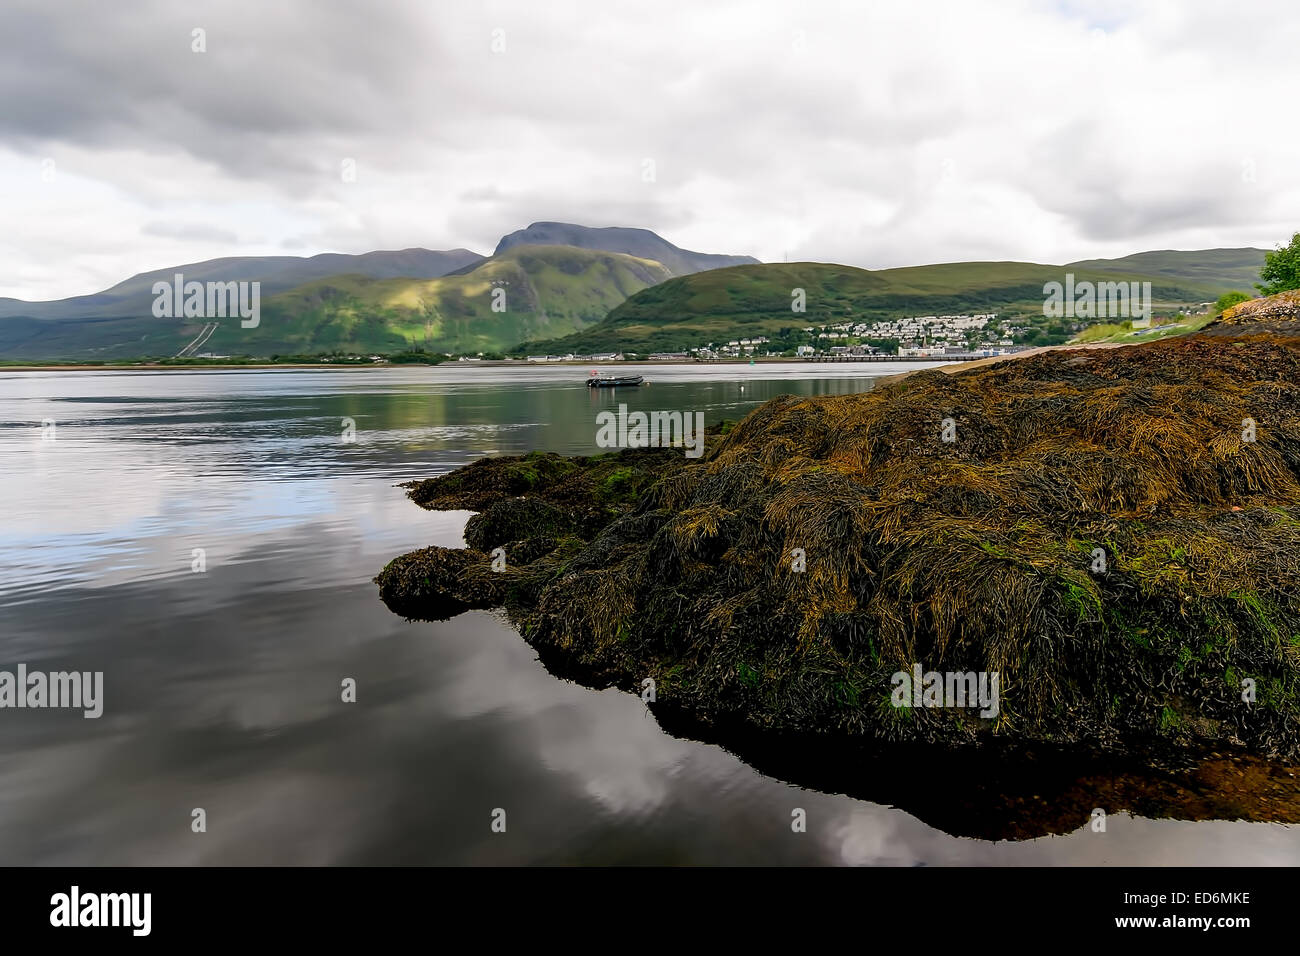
[3,0,1298,300]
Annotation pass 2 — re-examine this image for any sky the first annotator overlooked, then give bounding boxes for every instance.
[3,0,1298,301]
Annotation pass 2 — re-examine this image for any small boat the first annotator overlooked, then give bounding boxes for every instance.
[586,374,644,388]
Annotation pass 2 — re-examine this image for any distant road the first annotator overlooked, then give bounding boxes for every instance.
[176,322,218,357]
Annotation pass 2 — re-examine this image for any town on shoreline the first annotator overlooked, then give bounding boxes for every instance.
[3,306,1219,372]
[0,313,1039,370]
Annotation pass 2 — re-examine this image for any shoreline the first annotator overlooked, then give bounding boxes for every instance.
[0,362,399,372]
[0,350,1061,374]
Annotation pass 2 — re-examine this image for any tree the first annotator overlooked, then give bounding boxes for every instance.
[1213,291,1252,316]
[1257,233,1300,295]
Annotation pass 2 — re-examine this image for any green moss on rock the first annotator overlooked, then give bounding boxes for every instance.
[381,322,1300,765]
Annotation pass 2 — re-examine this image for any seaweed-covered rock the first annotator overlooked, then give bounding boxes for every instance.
[500,534,561,566]
[405,452,585,512]
[380,323,1300,767]
[1206,288,1300,335]
[463,497,575,553]
[374,547,506,621]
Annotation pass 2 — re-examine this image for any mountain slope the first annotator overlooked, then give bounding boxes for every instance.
[198,245,673,357]
[0,248,484,323]
[0,222,757,359]
[493,222,758,276]
[1066,248,1265,291]
[520,259,1239,355]
[0,237,1263,361]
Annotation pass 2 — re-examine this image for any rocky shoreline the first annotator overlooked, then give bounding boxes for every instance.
[377,300,1300,834]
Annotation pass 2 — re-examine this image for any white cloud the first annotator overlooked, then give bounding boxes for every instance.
[2,0,1297,300]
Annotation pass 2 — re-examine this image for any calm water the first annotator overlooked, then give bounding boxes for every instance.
[0,363,1295,864]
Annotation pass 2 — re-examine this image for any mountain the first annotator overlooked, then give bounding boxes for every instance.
[0,235,1265,361]
[1066,248,1266,292]
[0,223,756,360]
[493,222,758,276]
[0,248,484,324]
[193,245,673,357]
[519,259,1241,355]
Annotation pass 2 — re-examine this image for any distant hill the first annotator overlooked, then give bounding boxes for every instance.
[1066,248,1266,292]
[0,247,488,360]
[0,248,484,322]
[520,259,1241,355]
[195,245,673,357]
[493,222,758,277]
[0,222,759,360]
[0,234,1267,361]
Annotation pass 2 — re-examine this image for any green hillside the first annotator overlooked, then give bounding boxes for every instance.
[1067,248,1265,291]
[0,243,1265,361]
[199,245,672,357]
[520,260,1236,355]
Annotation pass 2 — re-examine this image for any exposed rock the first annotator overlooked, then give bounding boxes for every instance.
[1207,289,1300,334]
[379,320,1300,833]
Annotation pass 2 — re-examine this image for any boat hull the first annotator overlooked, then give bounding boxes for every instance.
[586,376,644,388]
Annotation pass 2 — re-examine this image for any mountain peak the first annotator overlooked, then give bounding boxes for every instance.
[493,222,759,276]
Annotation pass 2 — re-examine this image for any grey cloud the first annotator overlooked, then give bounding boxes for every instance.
[0,1,431,174]
[3,0,1299,299]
